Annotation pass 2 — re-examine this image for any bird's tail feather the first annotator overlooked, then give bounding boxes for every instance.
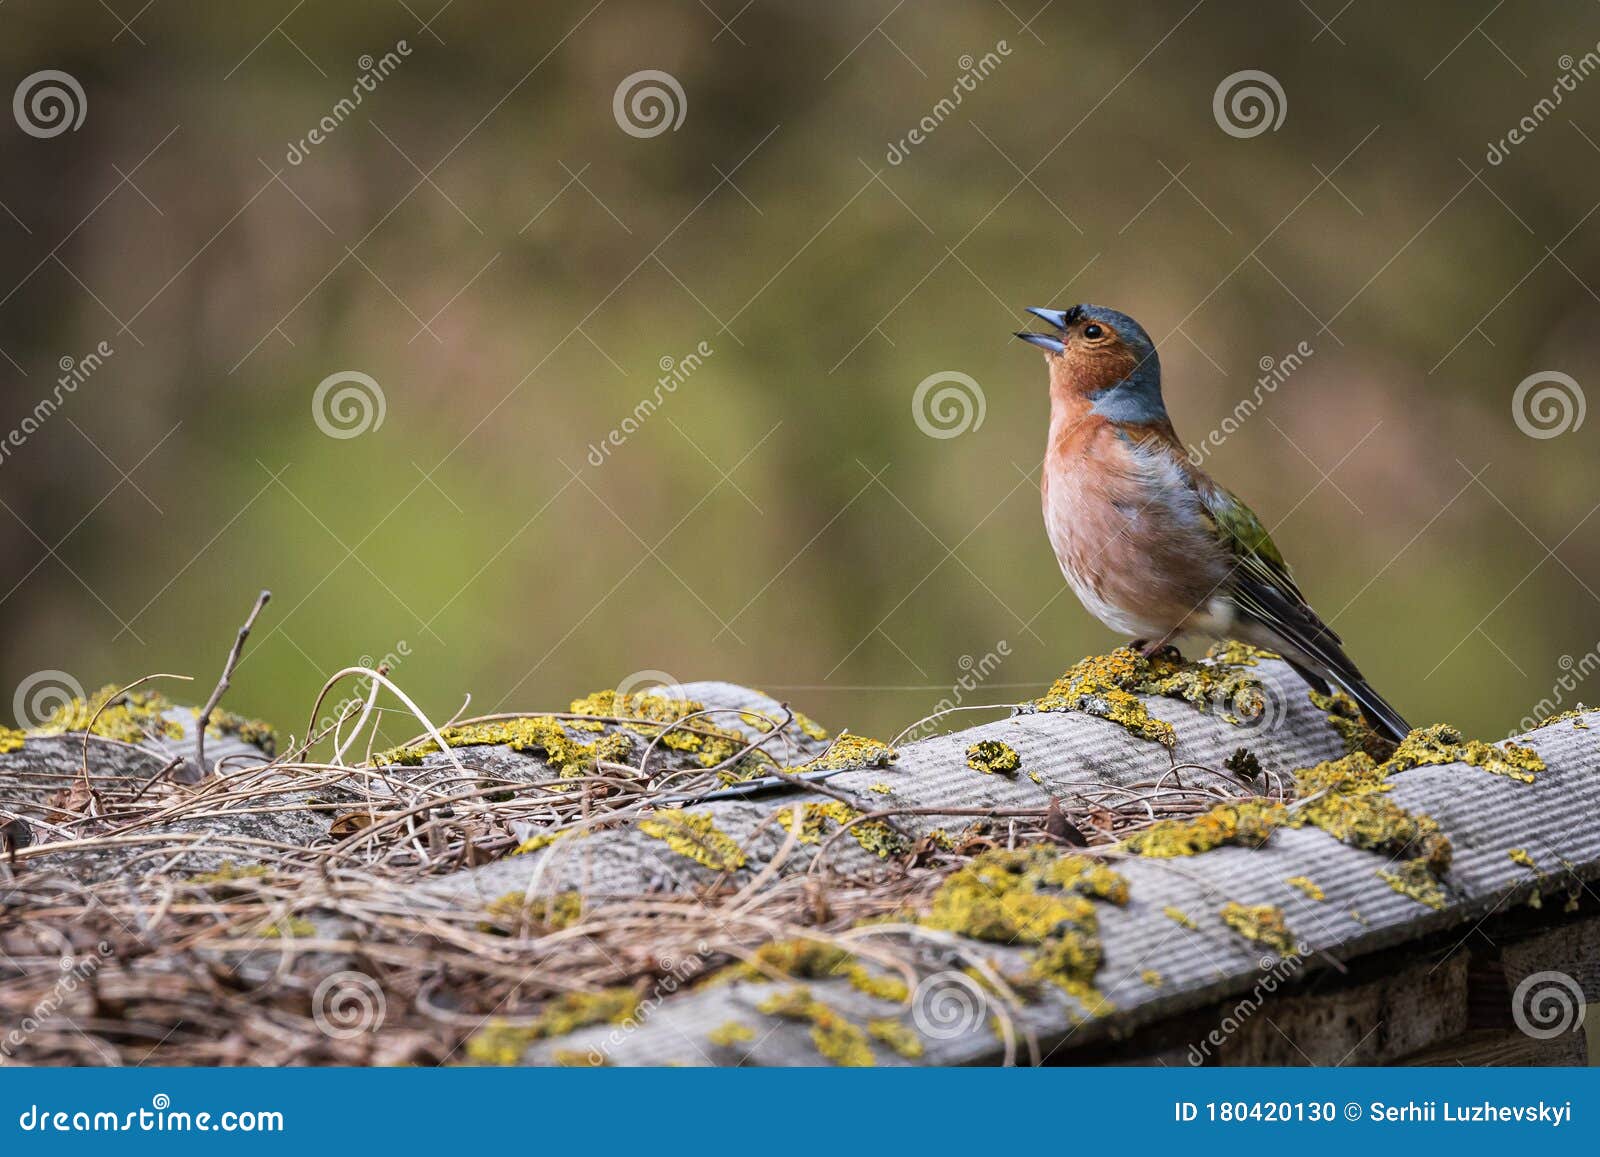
[1320,663,1411,744]
[1233,580,1412,744]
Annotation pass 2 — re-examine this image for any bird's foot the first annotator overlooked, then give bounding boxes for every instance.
[1133,634,1179,660]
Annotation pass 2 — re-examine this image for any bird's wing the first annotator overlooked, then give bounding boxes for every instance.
[1188,473,1343,649]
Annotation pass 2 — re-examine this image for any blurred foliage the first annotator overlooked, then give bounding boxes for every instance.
[2,0,1598,747]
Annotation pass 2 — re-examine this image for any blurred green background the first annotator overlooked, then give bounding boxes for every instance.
[2,0,1598,748]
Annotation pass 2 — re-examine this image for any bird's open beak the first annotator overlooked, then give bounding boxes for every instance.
[1015,307,1068,353]
[1014,332,1065,352]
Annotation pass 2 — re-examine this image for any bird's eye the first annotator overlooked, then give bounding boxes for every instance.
[1082,323,1103,340]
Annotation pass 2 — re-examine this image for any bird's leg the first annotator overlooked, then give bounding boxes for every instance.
[1135,630,1178,659]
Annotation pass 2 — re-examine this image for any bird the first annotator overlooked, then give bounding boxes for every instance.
[1015,303,1411,743]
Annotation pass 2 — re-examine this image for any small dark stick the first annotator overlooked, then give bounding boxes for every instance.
[181,590,271,784]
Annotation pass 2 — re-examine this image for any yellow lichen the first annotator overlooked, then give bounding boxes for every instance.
[708,939,908,1004]
[1141,969,1164,988]
[637,810,746,871]
[551,1049,607,1067]
[259,917,316,938]
[1285,875,1325,901]
[1219,902,1298,956]
[867,782,892,794]
[511,828,586,856]
[1122,801,1286,857]
[773,800,908,859]
[373,715,634,776]
[1528,707,1591,731]
[1378,858,1448,909]
[481,890,583,933]
[0,727,26,754]
[1388,723,1543,784]
[1163,905,1197,930]
[1028,643,1275,748]
[465,988,640,1065]
[966,739,1021,775]
[708,1021,756,1047]
[30,686,185,744]
[867,1018,924,1059]
[1309,687,1395,761]
[922,847,1127,1001]
[1509,848,1537,870]
[757,986,874,1067]
[813,733,897,771]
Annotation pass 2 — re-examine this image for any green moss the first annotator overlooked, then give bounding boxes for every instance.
[1163,905,1197,930]
[465,988,640,1065]
[773,800,909,859]
[1378,858,1448,909]
[966,739,1021,775]
[922,847,1127,1001]
[1123,801,1286,857]
[707,1021,756,1047]
[637,810,746,871]
[1285,875,1325,901]
[1027,643,1275,748]
[1219,902,1297,956]
[757,986,875,1067]
[867,1018,924,1059]
[813,733,897,771]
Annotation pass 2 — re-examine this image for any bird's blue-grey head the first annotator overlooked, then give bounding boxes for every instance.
[1014,303,1167,425]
